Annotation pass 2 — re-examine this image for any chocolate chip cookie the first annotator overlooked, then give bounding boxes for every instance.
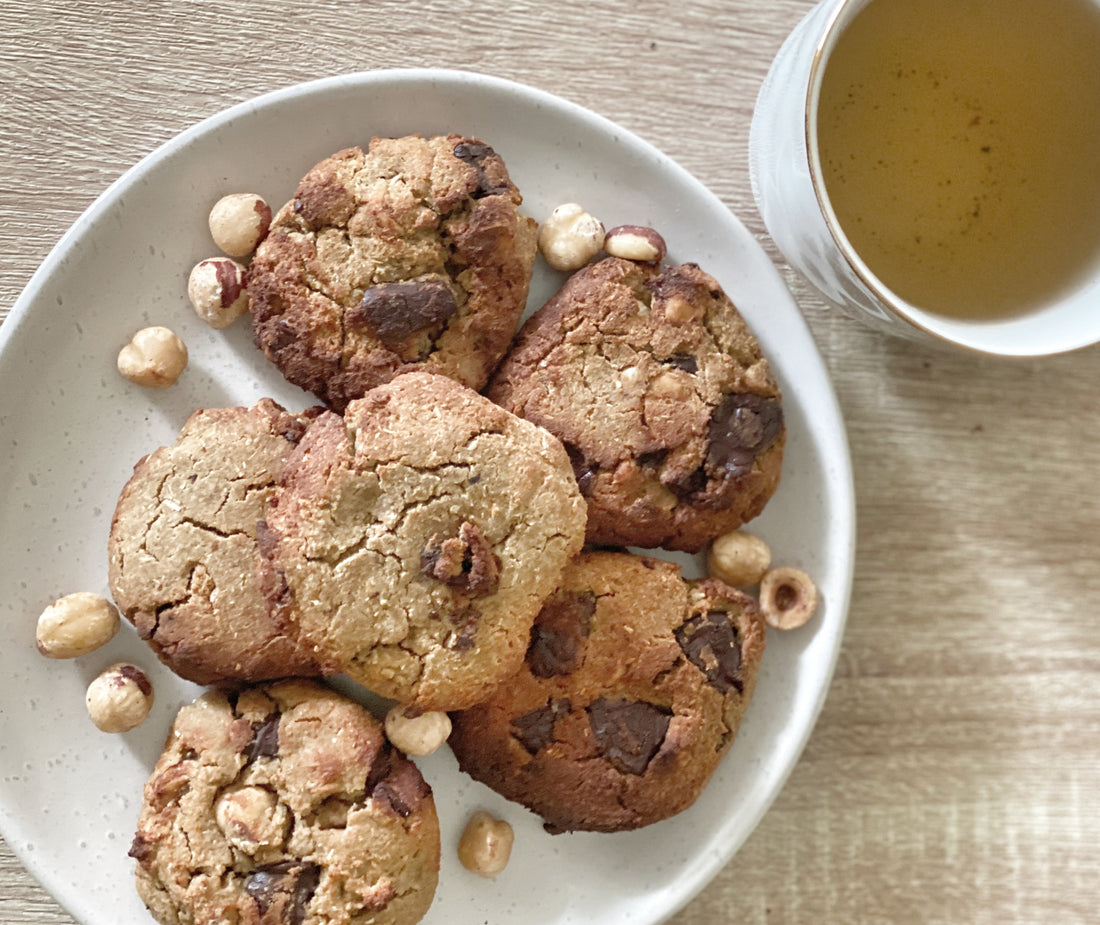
[247,134,538,412]
[486,257,785,552]
[259,371,587,711]
[448,550,766,833]
[108,400,321,686]
[130,679,440,925]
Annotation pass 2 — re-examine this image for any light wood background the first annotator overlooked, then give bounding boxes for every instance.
[2,1,1098,923]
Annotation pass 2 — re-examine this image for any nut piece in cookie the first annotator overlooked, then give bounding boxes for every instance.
[247,134,538,412]
[130,679,440,925]
[449,551,766,833]
[108,399,321,685]
[259,371,587,711]
[487,256,785,552]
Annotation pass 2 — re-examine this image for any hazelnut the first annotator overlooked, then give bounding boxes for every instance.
[457,810,514,878]
[537,203,606,271]
[603,224,667,263]
[208,192,272,258]
[384,704,452,756]
[187,257,249,329]
[759,567,819,630]
[85,662,154,733]
[707,530,772,588]
[35,592,120,659]
[117,326,188,388]
[215,786,289,854]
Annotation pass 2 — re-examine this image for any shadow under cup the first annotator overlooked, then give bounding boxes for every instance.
[749,0,1100,356]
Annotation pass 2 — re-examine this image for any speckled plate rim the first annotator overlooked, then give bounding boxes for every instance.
[0,68,855,925]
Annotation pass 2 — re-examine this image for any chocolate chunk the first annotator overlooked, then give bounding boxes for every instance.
[245,714,280,763]
[452,142,511,198]
[638,450,668,471]
[667,466,707,498]
[420,521,500,595]
[128,833,154,863]
[512,699,571,755]
[562,443,597,496]
[665,353,699,374]
[526,591,596,678]
[706,393,783,478]
[347,280,458,347]
[365,744,394,793]
[372,781,412,818]
[453,142,495,164]
[365,748,428,820]
[586,698,670,776]
[244,860,321,924]
[674,610,743,694]
[446,603,481,651]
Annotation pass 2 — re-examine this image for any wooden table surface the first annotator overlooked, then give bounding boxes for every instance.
[2,1,1098,923]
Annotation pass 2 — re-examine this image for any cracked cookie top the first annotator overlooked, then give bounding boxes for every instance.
[130,679,440,925]
[108,400,321,686]
[448,551,766,833]
[259,371,587,711]
[247,134,538,412]
[486,257,785,552]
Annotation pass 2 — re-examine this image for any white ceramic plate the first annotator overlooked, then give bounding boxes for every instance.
[0,69,854,925]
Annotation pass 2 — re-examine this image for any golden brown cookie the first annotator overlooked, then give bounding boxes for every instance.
[130,679,440,925]
[247,134,538,412]
[486,257,785,552]
[259,371,587,711]
[448,551,766,833]
[107,400,321,686]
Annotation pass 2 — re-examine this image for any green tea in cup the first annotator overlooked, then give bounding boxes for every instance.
[816,0,1100,321]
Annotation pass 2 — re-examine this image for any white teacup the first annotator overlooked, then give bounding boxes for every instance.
[749,0,1100,356]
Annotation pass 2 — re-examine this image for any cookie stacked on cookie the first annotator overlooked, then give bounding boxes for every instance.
[259,370,587,710]
[111,373,587,702]
[108,399,322,686]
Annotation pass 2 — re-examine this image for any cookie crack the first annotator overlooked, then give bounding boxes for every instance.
[179,515,250,541]
[211,479,271,520]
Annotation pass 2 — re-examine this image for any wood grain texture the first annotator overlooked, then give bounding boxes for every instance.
[3,1,1099,923]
